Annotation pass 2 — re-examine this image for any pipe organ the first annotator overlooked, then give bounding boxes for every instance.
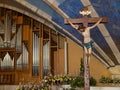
[0,7,67,84]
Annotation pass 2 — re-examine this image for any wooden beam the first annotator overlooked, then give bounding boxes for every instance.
[88,17,108,23]
[64,17,108,24]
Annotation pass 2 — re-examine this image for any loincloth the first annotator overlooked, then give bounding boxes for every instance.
[84,40,94,49]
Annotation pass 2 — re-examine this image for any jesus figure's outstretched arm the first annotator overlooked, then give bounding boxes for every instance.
[89,18,102,30]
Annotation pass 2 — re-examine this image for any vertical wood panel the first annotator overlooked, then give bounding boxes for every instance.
[29,19,33,79]
[58,49,64,74]
[22,25,29,41]
[40,23,43,79]
[17,16,23,24]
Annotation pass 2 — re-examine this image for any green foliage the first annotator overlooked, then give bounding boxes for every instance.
[99,76,107,83]
[71,76,97,88]
[99,76,120,84]
[71,76,84,88]
[90,76,97,86]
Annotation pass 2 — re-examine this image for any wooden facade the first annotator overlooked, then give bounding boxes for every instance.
[0,7,66,84]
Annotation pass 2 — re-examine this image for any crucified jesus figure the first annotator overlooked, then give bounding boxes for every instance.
[65,6,107,90]
[68,18,102,64]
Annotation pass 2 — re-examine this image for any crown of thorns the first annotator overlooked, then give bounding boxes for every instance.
[79,7,91,16]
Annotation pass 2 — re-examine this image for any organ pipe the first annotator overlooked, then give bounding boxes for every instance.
[23,43,28,69]
[5,13,11,45]
[32,32,40,76]
[2,52,13,70]
[64,41,68,74]
[17,55,22,69]
[0,20,4,34]
[16,26,22,52]
[43,41,50,75]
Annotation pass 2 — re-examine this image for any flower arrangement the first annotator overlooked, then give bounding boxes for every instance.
[16,74,73,90]
[16,74,96,90]
[43,74,72,85]
[16,81,50,90]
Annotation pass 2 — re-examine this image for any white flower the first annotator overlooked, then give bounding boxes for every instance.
[44,80,48,82]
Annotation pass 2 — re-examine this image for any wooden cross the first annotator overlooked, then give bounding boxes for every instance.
[64,8,108,90]
[64,16,107,27]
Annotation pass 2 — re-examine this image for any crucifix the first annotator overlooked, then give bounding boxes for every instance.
[64,7,108,90]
